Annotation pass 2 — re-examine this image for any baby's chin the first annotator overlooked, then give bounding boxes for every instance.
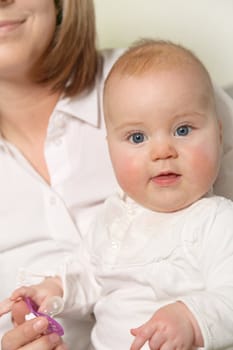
[138,194,207,213]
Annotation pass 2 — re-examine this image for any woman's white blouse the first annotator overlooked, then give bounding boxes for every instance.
[0,49,123,350]
[0,48,232,349]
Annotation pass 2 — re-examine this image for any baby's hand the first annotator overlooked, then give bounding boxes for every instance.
[0,276,63,318]
[130,302,195,350]
[11,276,63,313]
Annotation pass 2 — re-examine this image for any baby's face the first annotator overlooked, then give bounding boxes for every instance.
[104,66,222,212]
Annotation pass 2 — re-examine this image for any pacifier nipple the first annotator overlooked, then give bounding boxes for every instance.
[42,296,64,317]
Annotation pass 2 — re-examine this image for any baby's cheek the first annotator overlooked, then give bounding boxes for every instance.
[188,144,219,179]
[113,155,143,192]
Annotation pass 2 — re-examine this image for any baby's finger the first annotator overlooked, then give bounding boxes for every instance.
[12,299,31,325]
[130,322,157,350]
[130,335,147,350]
[148,331,166,350]
[11,286,36,301]
[0,298,14,316]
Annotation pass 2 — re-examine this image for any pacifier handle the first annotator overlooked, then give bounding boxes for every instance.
[24,297,64,336]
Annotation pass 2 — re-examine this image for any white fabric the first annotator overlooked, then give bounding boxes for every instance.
[62,193,233,350]
[0,48,123,350]
[0,47,233,349]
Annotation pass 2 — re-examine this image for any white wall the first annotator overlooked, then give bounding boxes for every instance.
[94,0,233,88]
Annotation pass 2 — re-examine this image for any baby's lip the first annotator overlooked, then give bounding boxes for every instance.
[151,171,181,185]
[154,170,180,177]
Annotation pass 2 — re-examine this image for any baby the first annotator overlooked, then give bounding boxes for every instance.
[2,39,233,350]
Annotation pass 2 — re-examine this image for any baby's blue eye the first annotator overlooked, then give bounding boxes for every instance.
[175,125,192,136]
[129,132,146,144]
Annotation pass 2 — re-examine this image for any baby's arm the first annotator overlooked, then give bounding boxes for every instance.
[130,302,203,350]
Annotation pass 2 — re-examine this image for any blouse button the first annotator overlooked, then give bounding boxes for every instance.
[55,118,65,129]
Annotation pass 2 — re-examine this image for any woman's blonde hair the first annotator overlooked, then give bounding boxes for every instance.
[31,0,98,97]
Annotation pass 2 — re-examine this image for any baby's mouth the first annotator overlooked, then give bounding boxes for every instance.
[151,172,181,186]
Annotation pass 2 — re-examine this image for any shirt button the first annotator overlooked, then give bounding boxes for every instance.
[111,240,120,249]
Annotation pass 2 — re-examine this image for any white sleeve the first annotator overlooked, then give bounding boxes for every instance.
[16,212,104,320]
[16,247,100,319]
[59,244,101,318]
[179,203,233,350]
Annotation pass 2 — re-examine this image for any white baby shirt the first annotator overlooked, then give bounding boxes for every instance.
[62,193,233,350]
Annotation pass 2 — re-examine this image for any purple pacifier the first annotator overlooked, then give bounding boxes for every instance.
[24,296,64,336]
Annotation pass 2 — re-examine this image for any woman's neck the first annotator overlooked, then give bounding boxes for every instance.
[0,81,60,138]
[0,81,61,183]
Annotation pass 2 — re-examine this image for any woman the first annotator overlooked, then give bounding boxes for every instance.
[0,0,120,349]
[1,0,233,350]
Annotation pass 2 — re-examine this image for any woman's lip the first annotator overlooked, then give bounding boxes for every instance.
[0,19,25,30]
[0,19,25,26]
[151,173,181,186]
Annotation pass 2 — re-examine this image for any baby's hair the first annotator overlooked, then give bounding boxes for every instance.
[104,38,213,93]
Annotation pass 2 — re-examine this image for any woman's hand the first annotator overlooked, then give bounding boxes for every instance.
[1,299,67,350]
[2,317,66,350]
